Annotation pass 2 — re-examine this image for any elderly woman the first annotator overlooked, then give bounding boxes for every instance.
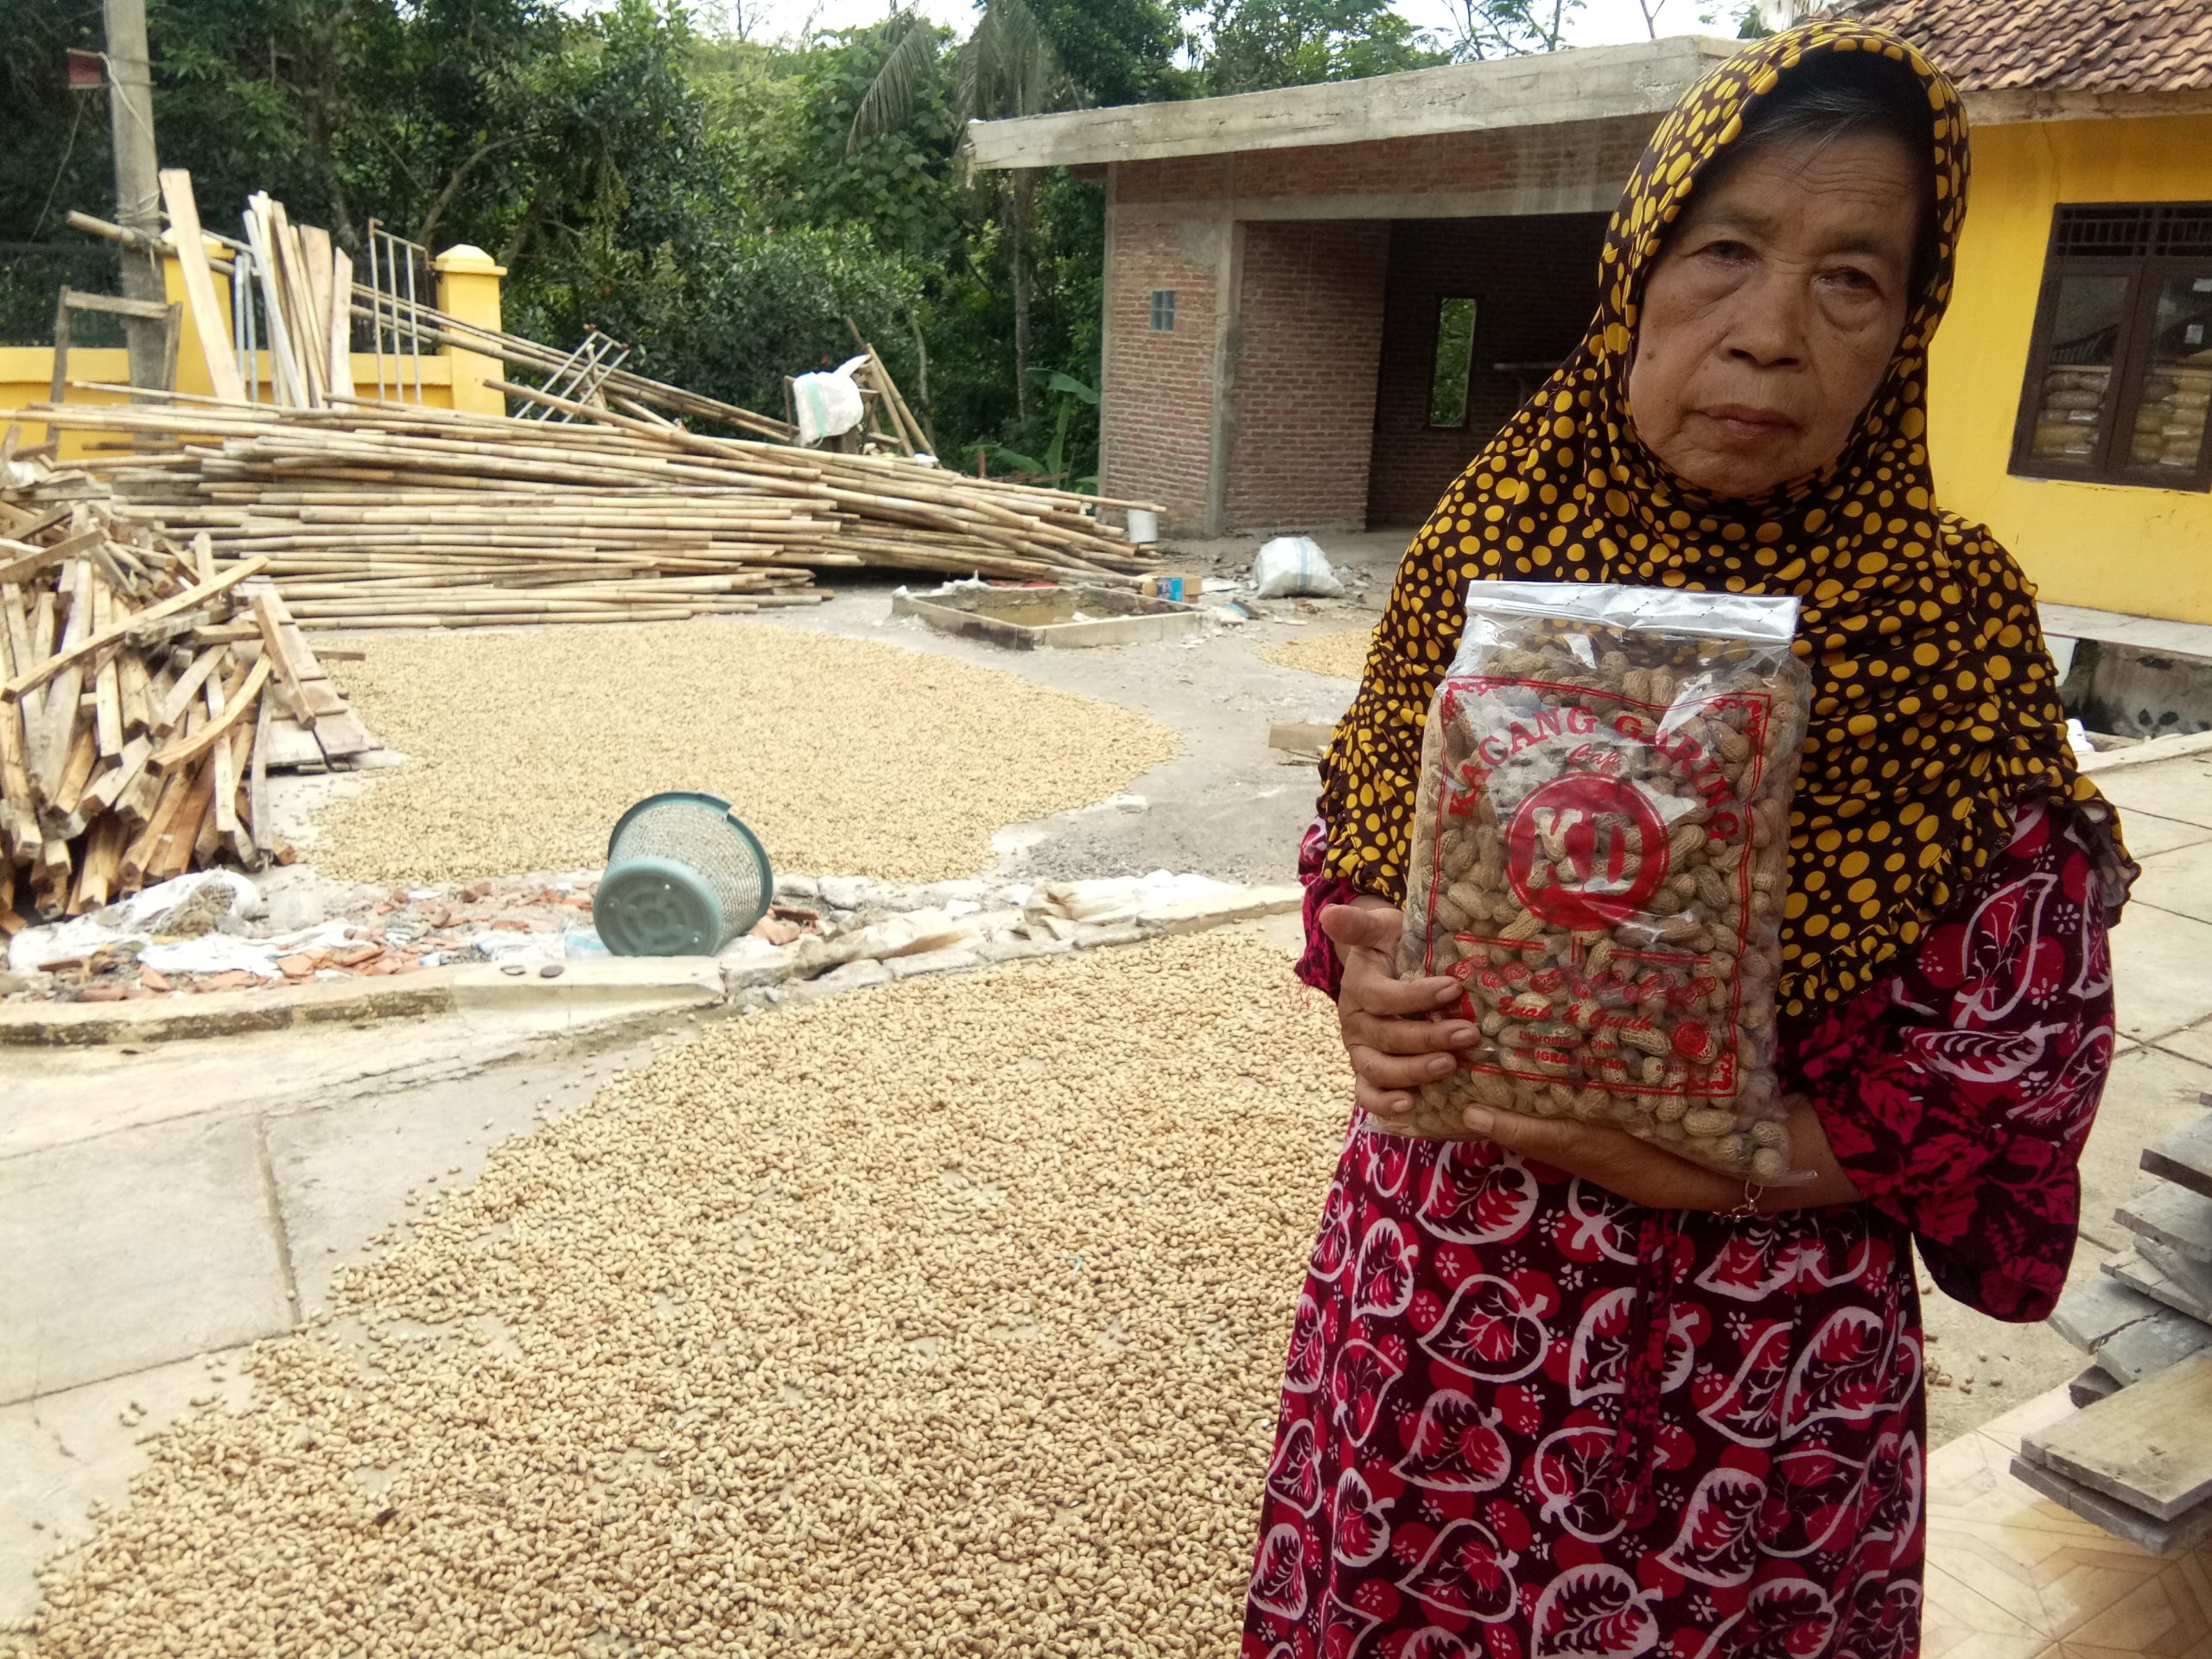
[1243,20,2137,1658]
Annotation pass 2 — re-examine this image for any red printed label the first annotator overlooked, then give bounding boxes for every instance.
[1503,774,1669,931]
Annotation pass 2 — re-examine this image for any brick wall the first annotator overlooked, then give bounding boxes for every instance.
[1366,213,1610,526]
[1223,220,1391,534]
[1100,216,1218,524]
[1116,116,1656,207]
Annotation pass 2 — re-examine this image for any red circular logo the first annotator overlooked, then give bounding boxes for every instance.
[1504,774,1669,931]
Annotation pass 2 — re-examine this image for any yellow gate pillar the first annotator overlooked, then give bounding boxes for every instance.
[433,244,507,417]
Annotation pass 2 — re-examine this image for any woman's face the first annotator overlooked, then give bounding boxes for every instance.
[1625,129,1922,499]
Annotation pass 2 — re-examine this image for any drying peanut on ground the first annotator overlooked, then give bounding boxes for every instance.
[1393,607,1810,1180]
[1259,629,1371,680]
[21,934,1349,1659]
[312,620,1179,885]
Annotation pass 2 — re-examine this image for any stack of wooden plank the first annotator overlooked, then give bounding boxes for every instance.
[28,394,1161,630]
[2022,1113,2212,1551]
[0,435,374,931]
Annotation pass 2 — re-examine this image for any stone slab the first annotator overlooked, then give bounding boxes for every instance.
[0,1115,294,1404]
[450,958,722,1015]
[0,969,461,1047]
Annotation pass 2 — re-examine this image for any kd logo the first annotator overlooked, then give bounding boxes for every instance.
[1505,775,1669,930]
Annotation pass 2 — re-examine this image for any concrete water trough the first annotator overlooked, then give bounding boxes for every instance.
[891,583,1203,649]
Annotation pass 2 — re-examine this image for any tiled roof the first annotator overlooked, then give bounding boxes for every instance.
[1840,0,2212,95]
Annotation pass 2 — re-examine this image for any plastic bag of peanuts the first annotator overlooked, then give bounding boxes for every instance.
[1389,582,1814,1184]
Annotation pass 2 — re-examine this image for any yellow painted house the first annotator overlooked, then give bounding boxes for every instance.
[1855,0,2212,624]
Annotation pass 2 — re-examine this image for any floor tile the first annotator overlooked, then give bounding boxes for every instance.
[1929,1521,2062,1630]
[2037,1545,2183,1644]
[2113,909,2212,1042]
[2057,1554,2212,1653]
[2121,810,2212,859]
[2138,840,2212,927]
[2152,1020,2212,1071]
[1929,1430,2111,1537]
[2099,760,2212,835]
[2074,1047,2212,1249]
[1975,1386,2083,1459]
[1926,1560,2053,1649]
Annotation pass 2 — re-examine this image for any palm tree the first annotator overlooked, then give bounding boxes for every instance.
[849,0,1076,423]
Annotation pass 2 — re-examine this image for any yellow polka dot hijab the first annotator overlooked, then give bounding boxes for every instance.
[1320,18,2133,1014]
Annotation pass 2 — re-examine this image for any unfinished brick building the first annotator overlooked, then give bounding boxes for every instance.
[968,38,1736,537]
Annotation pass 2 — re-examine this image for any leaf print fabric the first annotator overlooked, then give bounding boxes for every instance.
[1247,803,2113,1655]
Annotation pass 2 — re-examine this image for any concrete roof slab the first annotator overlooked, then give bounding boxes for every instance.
[965,35,1740,171]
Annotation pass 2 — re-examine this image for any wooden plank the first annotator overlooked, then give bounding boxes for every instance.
[157,169,249,404]
[0,524,102,586]
[2024,1353,2212,1521]
[0,556,268,703]
[2121,1183,2212,1266]
[2097,1305,2212,1388]
[81,735,151,817]
[327,247,356,399]
[2008,1452,2212,1556]
[29,563,92,797]
[2051,1275,2164,1355]
[2142,1238,2212,1312]
[151,645,225,734]
[246,687,270,861]
[118,649,151,734]
[149,656,270,775]
[261,713,327,770]
[2069,1364,2122,1409]
[92,585,124,757]
[2107,1249,2212,1324]
[2144,1117,2212,1203]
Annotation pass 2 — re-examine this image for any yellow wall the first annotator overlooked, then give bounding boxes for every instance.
[0,238,499,458]
[1930,112,2212,624]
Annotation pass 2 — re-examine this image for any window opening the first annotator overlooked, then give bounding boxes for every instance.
[1428,296,1477,429]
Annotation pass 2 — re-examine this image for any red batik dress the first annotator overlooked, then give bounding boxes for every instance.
[1242,798,2117,1659]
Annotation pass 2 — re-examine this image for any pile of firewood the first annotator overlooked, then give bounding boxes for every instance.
[0,437,372,929]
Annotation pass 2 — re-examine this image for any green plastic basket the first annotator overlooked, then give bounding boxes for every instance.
[597,791,773,957]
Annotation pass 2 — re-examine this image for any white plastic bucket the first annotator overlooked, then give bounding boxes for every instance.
[1125,508,1158,546]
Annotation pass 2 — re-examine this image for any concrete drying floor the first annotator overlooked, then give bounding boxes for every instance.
[9,535,2212,1637]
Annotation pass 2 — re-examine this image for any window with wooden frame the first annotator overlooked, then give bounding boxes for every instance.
[2011,202,2212,492]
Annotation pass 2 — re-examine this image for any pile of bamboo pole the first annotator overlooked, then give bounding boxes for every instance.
[28,391,1163,631]
[0,435,377,930]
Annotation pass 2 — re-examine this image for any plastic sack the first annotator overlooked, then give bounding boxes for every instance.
[1389,581,1813,1183]
[792,353,871,447]
[1254,536,1345,599]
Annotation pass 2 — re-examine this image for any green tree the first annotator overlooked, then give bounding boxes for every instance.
[849,0,1077,423]
[1432,0,1583,60]
[1198,0,1446,92]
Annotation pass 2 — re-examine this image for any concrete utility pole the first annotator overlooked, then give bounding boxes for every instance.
[100,0,168,390]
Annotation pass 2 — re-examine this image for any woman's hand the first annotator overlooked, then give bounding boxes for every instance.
[1458,1094,1864,1215]
[1319,899,1478,1119]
